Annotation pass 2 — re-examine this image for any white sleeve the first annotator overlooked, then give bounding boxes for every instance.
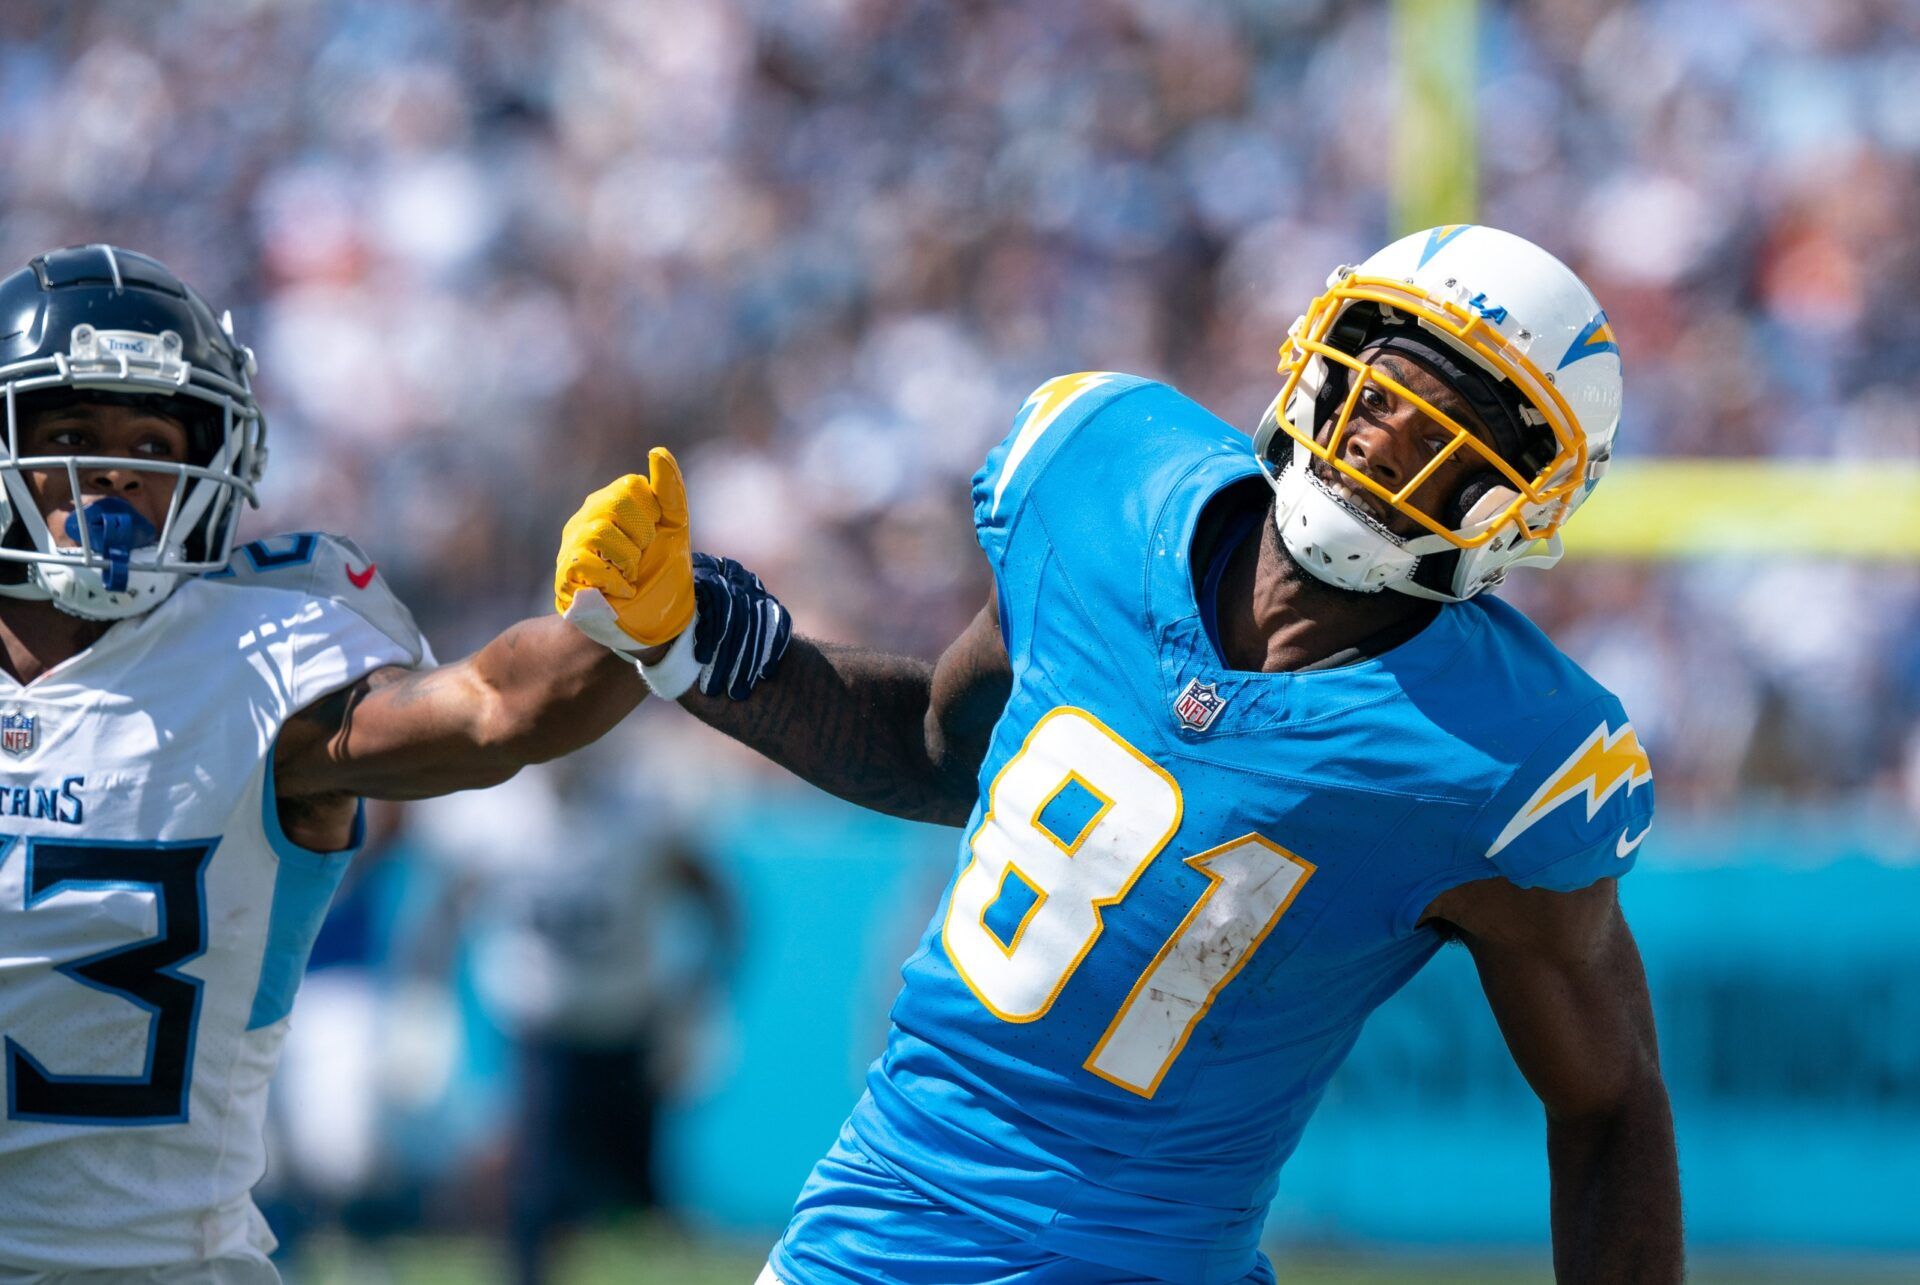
[283,594,423,712]
[209,531,434,669]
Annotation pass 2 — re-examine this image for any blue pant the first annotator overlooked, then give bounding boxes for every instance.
[767,1124,1277,1285]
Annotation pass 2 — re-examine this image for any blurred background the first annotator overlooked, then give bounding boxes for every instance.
[4,0,1919,1280]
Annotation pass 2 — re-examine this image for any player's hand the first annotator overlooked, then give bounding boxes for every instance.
[690,553,793,699]
[554,447,696,652]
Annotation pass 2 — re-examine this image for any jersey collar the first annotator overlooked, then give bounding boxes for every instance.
[1147,447,1479,743]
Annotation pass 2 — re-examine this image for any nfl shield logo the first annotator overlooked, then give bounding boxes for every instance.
[1172,678,1227,732]
[1,712,35,757]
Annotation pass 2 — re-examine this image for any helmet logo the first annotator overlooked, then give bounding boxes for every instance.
[1466,291,1508,324]
[1557,312,1619,369]
[1417,224,1474,268]
[68,325,186,380]
[1173,678,1228,733]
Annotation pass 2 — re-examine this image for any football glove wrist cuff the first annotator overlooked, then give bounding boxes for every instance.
[636,611,702,700]
[561,586,651,654]
[689,552,793,700]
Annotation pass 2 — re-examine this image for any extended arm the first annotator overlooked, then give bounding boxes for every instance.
[550,453,1010,827]
[275,613,647,804]
[677,593,1012,827]
[1425,878,1683,1284]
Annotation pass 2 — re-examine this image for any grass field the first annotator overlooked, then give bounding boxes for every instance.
[288,1224,1920,1285]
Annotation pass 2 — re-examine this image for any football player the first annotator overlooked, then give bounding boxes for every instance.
[556,226,1682,1284]
[0,245,683,1283]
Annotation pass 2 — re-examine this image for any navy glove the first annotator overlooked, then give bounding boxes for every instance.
[690,552,793,700]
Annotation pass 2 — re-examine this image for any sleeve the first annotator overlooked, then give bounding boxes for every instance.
[970,371,1145,568]
[209,532,433,669]
[1467,693,1657,893]
[281,593,423,713]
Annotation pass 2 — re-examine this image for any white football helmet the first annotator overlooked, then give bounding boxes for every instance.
[0,245,265,620]
[1250,225,1622,601]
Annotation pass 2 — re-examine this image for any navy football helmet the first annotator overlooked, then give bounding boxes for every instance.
[0,245,265,618]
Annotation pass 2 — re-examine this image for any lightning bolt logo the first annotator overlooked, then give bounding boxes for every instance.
[1557,311,1620,369]
[991,371,1119,515]
[1417,224,1474,268]
[1487,720,1652,858]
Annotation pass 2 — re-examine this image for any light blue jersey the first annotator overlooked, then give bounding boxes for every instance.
[774,375,1653,1285]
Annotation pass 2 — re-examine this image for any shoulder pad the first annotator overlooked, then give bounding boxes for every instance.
[1474,696,1655,891]
[972,372,1153,559]
[205,532,432,667]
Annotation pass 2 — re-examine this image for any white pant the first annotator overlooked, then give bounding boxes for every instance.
[0,1260,279,1285]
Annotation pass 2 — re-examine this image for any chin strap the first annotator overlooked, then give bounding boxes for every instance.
[1270,457,1420,594]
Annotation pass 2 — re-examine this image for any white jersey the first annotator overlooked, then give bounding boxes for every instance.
[0,533,428,1273]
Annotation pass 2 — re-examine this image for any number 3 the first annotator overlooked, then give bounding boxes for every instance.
[4,836,215,1125]
[944,709,1313,1097]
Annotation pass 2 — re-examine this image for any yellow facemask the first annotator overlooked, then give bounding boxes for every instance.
[1271,273,1588,550]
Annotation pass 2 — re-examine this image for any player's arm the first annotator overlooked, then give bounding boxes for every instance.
[676,591,1011,827]
[1424,878,1683,1284]
[278,448,699,809]
[554,454,1012,827]
[274,616,648,802]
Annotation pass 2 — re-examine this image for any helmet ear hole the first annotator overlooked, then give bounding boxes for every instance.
[1416,475,1528,600]
[1447,473,1516,531]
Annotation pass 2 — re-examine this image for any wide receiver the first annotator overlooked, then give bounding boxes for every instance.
[0,246,679,1283]
[557,226,1683,1284]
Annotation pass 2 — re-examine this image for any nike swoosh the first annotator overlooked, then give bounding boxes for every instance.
[1616,821,1652,859]
[346,563,377,589]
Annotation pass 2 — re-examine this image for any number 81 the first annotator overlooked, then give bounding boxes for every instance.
[943,708,1313,1098]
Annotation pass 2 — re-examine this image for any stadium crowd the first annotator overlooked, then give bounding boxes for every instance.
[3,0,1919,1255]
[5,0,1918,807]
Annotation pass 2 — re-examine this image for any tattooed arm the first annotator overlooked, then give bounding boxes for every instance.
[272,615,647,848]
[676,592,1012,828]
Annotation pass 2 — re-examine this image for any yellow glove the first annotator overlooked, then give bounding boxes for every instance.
[554,447,695,650]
